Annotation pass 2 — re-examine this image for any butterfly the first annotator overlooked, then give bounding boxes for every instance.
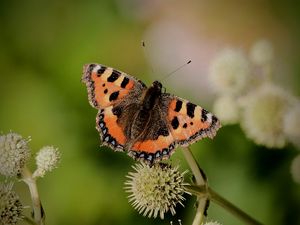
[82,64,221,164]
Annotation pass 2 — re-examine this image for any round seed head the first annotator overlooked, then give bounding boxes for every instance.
[124,163,187,219]
[239,83,293,148]
[0,132,31,177]
[209,48,251,95]
[34,146,60,178]
[0,182,24,225]
[213,95,240,125]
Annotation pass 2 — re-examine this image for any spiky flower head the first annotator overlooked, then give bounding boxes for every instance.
[283,103,300,148]
[213,95,240,125]
[239,83,293,148]
[124,163,187,219]
[0,182,24,225]
[209,48,251,95]
[0,132,31,177]
[250,39,274,66]
[33,146,61,178]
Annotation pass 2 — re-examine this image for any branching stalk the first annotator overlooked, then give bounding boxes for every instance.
[181,147,208,225]
[21,166,45,225]
[184,184,264,225]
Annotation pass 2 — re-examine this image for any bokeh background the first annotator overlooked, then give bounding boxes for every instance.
[0,0,299,225]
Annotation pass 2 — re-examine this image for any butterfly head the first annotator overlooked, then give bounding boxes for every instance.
[152,80,163,91]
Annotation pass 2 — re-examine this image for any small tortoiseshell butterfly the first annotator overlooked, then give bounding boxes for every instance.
[82,64,221,164]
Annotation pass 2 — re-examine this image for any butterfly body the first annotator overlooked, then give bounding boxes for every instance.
[82,64,221,164]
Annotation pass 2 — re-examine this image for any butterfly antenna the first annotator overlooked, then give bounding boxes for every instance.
[142,40,155,74]
[161,60,192,82]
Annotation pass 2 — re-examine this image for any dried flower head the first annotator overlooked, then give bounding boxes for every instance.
[291,154,300,184]
[283,103,300,148]
[239,83,292,148]
[250,39,274,66]
[0,132,31,177]
[125,163,187,219]
[0,182,24,225]
[213,95,240,125]
[33,146,61,178]
[209,48,251,95]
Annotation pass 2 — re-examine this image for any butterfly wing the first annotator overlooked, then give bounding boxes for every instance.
[128,101,176,163]
[83,64,221,162]
[128,93,221,164]
[82,64,146,109]
[165,94,221,146]
[82,64,147,151]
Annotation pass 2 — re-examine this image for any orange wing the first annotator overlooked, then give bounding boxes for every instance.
[127,94,221,164]
[82,64,146,151]
[96,107,127,151]
[166,95,221,146]
[82,64,146,109]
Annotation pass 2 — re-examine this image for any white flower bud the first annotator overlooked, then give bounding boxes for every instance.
[33,146,60,178]
[239,83,293,148]
[209,48,251,95]
[213,95,240,125]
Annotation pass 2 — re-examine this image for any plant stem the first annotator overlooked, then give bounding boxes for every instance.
[184,185,264,225]
[24,216,36,225]
[209,187,263,225]
[21,166,45,225]
[181,147,208,225]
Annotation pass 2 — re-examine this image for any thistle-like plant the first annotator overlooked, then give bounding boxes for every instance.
[0,182,25,225]
[0,132,61,225]
[125,163,187,219]
[124,147,264,225]
[210,39,299,150]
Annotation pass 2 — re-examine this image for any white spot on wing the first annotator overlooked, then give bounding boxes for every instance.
[206,113,212,123]
[93,65,101,73]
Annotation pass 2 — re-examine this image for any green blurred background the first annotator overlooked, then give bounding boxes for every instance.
[0,0,299,225]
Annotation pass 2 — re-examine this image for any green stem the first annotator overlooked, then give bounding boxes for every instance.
[24,216,36,225]
[184,185,264,225]
[21,166,45,225]
[209,188,263,225]
[181,147,208,225]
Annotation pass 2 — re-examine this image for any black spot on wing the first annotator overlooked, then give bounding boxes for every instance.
[87,64,96,75]
[157,127,169,137]
[97,67,106,77]
[174,100,183,112]
[109,91,119,101]
[120,77,129,88]
[112,106,122,117]
[107,70,120,82]
[212,115,218,124]
[104,89,108,94]
[201,108,208,122]
[171,116,179,129]
[187,102,196,118]
[183,123,187,128]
